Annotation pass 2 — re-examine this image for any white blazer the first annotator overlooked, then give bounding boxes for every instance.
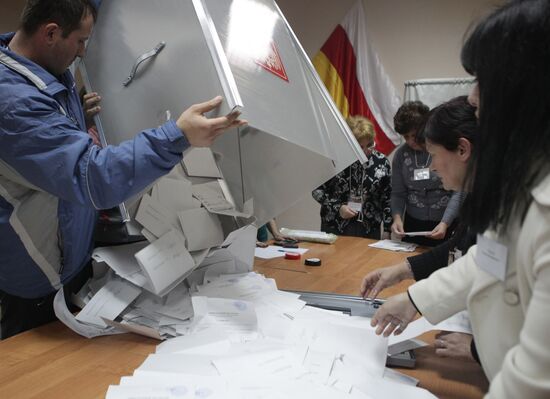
[409,173,550,399]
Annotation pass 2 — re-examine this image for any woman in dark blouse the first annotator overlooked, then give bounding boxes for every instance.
[362,96,479,361]
[312,116,392,239]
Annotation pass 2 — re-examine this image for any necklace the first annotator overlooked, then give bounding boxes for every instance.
[414,151,431,168]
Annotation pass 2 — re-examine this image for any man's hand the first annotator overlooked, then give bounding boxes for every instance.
[434,332,474,360]
[339,205,358,219]
[360,262,414,299]
[82,92,101,128]
[391,215,405,237]
[429,222,448,240]
[177,96,247,147]
[370,292,418,337]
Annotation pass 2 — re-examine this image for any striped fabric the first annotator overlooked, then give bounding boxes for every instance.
[313,1,402,155]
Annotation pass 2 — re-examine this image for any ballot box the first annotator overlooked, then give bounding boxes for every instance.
[81,0,365,226]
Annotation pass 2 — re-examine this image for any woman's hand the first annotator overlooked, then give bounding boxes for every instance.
[434,332,474,361]
[360,262,414,299]
[339,205,358,219]
[391,215,405,237]
[370,292,418,337]
[429,222,448,239]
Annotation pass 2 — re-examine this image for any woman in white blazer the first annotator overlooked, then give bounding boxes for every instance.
[370,1,550,398]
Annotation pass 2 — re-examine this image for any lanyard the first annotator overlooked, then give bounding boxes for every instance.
[414,151,431,168]
[349,164,365,198]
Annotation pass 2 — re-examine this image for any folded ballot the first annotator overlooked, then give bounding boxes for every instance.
[134,230,196,296]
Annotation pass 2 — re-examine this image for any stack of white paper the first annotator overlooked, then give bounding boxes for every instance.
[368,239,418,252]
[104,271,438,399]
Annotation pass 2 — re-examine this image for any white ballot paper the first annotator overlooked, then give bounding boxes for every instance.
[254,245,310,259]
[368,239,418,252]
[213,349,299,378]
[191,296,258,342]
[155,178,196,213]
[182,147,223,178]
[404,231,432,237]
[76,278,141,327]
[92,242,150,288]
[222,225,257,271]
[178,208,224,251]
[135,230,195,296]
[156,329,231,355]
[53,289,123,338]
[388,311,472,347]
[135,194,180,238]
[191,181,234,212]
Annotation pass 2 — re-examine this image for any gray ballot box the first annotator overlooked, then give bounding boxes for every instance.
[81,0,365,226]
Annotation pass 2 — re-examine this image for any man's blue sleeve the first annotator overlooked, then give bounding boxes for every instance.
[0,92,189,209]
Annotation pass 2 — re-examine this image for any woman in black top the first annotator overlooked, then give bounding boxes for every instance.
[361,96,479,360]
[312,116,392,239]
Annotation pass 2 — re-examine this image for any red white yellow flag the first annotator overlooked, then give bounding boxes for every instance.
[313,1,402,155]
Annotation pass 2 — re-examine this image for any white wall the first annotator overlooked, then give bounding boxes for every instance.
[274,0,502,232]
[277,0,501,94]
[0,0,25,32]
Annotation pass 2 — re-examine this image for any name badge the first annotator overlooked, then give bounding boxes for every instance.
[347,201,362,213]
[447,248,463,265]
[413,168,430,181]
[476,234,508,281]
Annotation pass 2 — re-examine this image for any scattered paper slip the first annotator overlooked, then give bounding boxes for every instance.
[404,231,432,237]
[254,245,309,259]
[368,239,417,252]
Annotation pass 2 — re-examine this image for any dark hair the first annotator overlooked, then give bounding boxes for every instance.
[20,0,97,37]
[393,101,429,135]
[460,0,550,234]
[421,96,477,152]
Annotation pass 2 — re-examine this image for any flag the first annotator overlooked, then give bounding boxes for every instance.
[313,0,402,155]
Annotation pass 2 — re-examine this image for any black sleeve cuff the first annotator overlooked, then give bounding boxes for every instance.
[407,289,422,315]
[471,338,481,364]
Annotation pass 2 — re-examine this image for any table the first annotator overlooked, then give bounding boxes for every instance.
[255,236,489,399]
[0,236,488,399]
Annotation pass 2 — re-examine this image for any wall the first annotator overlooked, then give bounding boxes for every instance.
[0,0,25,32]
[277,0,501,94]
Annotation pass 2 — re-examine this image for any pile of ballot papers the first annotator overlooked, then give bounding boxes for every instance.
[103,271,437,399]
[53,157,261,339]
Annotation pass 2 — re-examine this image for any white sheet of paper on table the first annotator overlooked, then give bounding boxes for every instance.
[254,245,309,259]
[212,349,298,378]
[388,311,472,347]
[368,239,418,252]
[190,297,258,342]
[137,353,220,375]
[156,329,231,355]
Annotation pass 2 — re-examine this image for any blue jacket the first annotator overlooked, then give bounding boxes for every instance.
[0,32,190,298]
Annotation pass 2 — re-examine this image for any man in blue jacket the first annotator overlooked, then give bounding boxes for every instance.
[0,0,245,338]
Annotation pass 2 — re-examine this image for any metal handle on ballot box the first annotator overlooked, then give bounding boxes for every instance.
[123,41,166,87]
